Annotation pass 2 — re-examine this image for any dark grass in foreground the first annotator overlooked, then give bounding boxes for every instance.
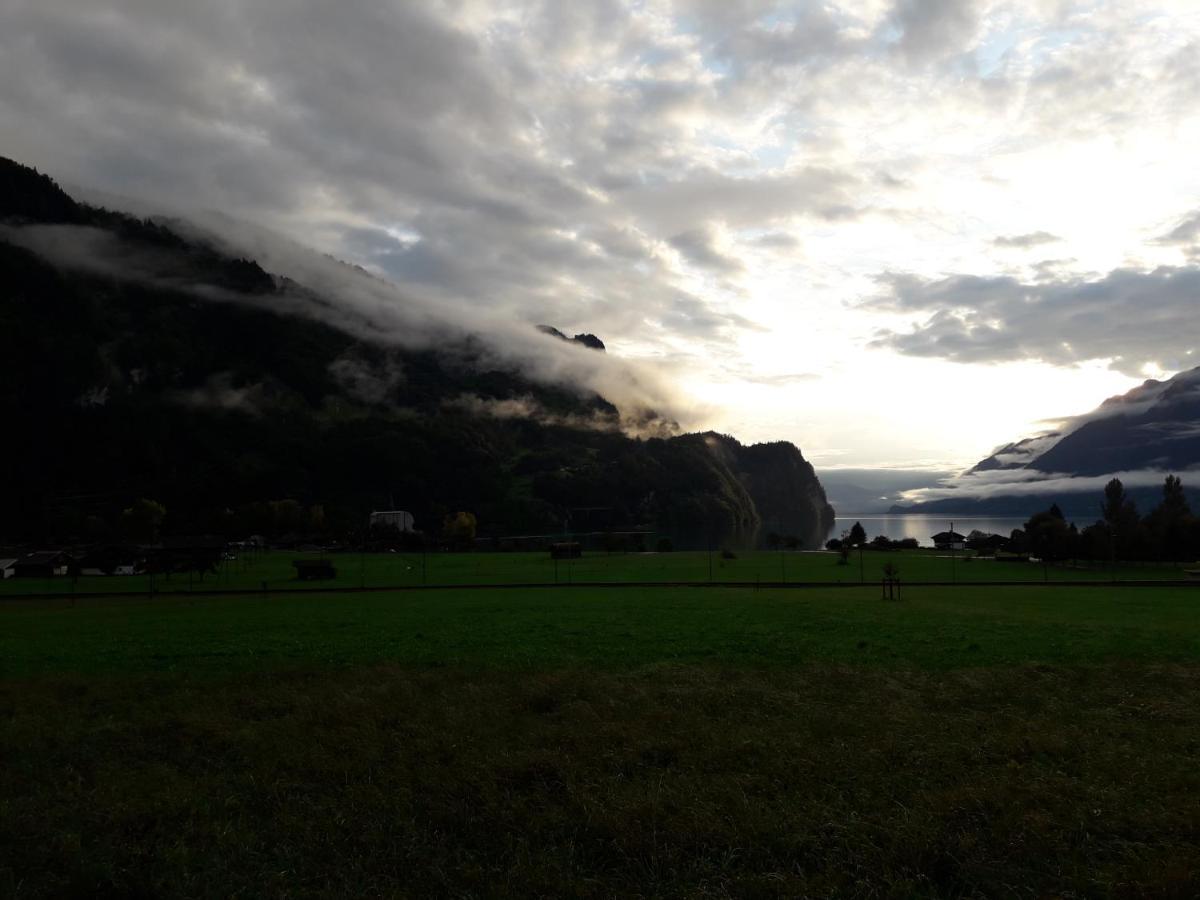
[3,664,1199,898]
[4,587,1200,897]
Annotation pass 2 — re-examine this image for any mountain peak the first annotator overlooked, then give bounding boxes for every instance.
[536,324,605,352]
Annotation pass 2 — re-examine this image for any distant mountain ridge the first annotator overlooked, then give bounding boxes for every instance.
[892,367,1200,517]
[0,156,834,546]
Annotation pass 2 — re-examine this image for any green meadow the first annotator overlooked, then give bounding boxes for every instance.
[0,547,1190,598]
[3,583,1200,897]
[4,583,1200,676]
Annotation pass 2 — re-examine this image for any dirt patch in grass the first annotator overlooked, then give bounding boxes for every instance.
[3,663,1199,897]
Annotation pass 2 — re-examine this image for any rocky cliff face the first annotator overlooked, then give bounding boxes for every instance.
[701,434,836,548]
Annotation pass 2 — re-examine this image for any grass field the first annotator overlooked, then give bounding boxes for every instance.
[0,547,1192,597]
[4,585,1200,896]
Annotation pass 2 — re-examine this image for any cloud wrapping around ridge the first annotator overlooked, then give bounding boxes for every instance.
[3,219,692,430]
[900,465,1200,505]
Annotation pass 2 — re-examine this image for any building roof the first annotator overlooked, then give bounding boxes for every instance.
[17,550,71,565]
[930,531,966,542]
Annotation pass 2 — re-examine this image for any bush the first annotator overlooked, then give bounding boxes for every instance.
[655,537,674,553]
[720,548,737,560]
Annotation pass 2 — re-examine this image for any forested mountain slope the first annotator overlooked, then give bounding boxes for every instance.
[0,157,834,547]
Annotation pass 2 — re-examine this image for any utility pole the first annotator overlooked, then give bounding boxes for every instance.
[779,516,785,584]
[950,520,957,584]
[1111,525,1117,583]
[707,530,713,584]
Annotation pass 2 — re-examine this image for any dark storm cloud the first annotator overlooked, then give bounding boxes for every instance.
[867,267,1200,376]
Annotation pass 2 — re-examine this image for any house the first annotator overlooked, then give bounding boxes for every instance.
[0,558,16,579]
[369,510,414,533]
[930,531,967,551]
[12,551,73,578]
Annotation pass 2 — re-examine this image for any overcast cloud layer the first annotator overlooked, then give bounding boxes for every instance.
[3,0,1199,466]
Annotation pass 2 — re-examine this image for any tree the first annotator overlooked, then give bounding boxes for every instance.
[442,511,477,550]
[1162,475,1190,517]
[1147,474,1193,561]
[1100,477,1143,560]
[1024,506,1073,563]
[848,521,867,547]
[1101,478,1138,531]
[121,498,166,543]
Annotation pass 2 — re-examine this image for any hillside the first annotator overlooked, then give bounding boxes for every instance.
[891,368,1200,517]
[0,157,834,547]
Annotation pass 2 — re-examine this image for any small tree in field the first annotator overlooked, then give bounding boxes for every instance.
[881,561,900,600]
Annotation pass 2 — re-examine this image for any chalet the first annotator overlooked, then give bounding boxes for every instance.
[12,551,73,578]
[930,531,966,551]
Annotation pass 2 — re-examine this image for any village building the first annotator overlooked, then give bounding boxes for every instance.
[930,530,967,551]
[12,551,73,578]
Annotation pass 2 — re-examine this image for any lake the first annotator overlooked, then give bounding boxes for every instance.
[827,515,1029,547]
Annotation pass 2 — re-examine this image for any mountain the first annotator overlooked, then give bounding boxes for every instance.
[0,156,834,547]
[891,367,1200,517]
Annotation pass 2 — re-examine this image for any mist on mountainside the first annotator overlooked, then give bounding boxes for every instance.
[0,156,834,547]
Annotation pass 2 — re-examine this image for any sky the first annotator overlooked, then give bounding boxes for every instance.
[3,0,1200,469]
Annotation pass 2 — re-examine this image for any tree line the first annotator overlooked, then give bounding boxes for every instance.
[998,475,1198,564]
[826,476,1200,565]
